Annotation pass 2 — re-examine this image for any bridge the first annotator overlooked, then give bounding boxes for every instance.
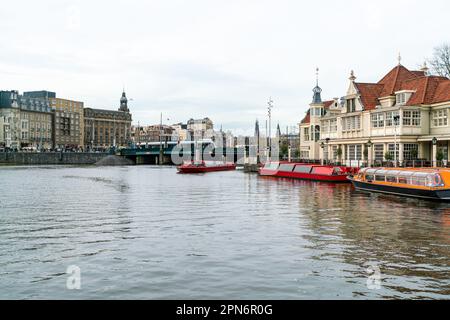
[120,143,248,165]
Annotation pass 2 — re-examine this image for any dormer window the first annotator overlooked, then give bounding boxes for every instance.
[346,98,356,113]
[395,91,414,106]
[396,93,406,105]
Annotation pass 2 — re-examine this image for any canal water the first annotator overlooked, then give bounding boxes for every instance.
[0,166,449,299]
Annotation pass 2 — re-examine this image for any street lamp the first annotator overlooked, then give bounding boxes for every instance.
[432,137,437,145]
[393,114,400,167]
[325,138,330,164]
[367,139,373,167]
[432,137,438,167]
[267,98,273,160]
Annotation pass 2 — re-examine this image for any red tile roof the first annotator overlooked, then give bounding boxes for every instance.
[354,64,450,109]
[323,100,335,109]
[377,65,419,97]
[354,83,384,110]
[301,100,335,124]
[301,110,310,124]
[433,80,450,104]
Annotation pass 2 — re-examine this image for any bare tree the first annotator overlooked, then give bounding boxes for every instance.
[429,44,450,78]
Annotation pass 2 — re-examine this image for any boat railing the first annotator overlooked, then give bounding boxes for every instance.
[290,159,450,169]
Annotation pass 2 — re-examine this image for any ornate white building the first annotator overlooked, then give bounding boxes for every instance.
[300,62,450,166]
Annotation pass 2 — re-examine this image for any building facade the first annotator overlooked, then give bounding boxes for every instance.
[0,90,53,150]
[84,91,132,149]
[299,62,450,166]
[132,124,175,144]
[24,91,85,150]
[50,97,84,150]
[187,117,214,140]
[170,123,190,142]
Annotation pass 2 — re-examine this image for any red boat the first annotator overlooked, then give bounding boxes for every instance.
[177,161,236,174]
[259,162,358,182]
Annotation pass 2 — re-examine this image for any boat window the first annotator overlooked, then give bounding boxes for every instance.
[386,175,397,183]
[279,164,296,172]
[365,169,377,175]
[264,162,279,170]
[375,175,386,182]
[311,167,334,175]
[411,176,427,186]
[397,176,410,184]
[294,165,312,174]
[365,174,374,182]
[426,173,443,187]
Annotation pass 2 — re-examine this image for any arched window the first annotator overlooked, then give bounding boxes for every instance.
[314,125,320,142]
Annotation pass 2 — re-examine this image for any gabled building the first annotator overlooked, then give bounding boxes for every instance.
[307,61,450,166]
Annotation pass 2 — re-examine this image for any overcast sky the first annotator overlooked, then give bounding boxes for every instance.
[0,0,449,135]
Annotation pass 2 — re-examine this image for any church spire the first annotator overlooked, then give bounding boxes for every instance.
[312,67,322,104]
[119,90,129,112]
[255,119,260,138]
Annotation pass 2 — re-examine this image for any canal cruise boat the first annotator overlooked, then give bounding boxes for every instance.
[258,162,358,182]
[177,161,236,174]
[349,167,450,201]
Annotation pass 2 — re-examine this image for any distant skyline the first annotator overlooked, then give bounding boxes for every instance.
[1,0,449,136]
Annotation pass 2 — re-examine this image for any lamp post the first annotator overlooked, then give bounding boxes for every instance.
[267,98,273,161]
[393,114,400,167]
[325,138,330,164]
[320,141,325,165]
[159,112,163,165]
[432,137,438,167]
[367,139,373,167]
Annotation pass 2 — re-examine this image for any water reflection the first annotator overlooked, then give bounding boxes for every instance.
[0,166,449,299]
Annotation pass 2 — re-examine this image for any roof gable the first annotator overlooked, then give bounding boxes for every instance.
[354,83,384,110]
[377,64,420,97]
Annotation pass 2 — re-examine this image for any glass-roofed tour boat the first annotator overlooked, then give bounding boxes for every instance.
[349,167,450,201]
[259,162,358,182]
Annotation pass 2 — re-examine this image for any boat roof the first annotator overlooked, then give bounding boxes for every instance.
[361,167,450,173]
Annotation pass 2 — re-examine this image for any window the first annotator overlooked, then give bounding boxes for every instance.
[386,176,397,183]
[432,109,448,127]
[294,166,312,173]
[330,119,337,133]
[342,116,360,131]
[347,145,362,160]
[403,110,421,126]
[437,142,448,161]
[371,113,384,128]
[279,164,295,172]
[403,144,418,160]
[323,147,328,160]
[388,144,400,160]
[303,128,309,141]
[396,93,406,105]
[412,111,421,126]
[322,121,329,134]
[373,144,384,161]
[332,146,338,160]
[385,111,400,127]
[346,98,356,113]
[314,125,320,142]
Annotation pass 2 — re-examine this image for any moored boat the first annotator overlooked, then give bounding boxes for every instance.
[177,161,236,174]
[349,167,450,201]
[258,162,357,182]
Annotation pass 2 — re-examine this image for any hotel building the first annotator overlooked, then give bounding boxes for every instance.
[300,62,450,166]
